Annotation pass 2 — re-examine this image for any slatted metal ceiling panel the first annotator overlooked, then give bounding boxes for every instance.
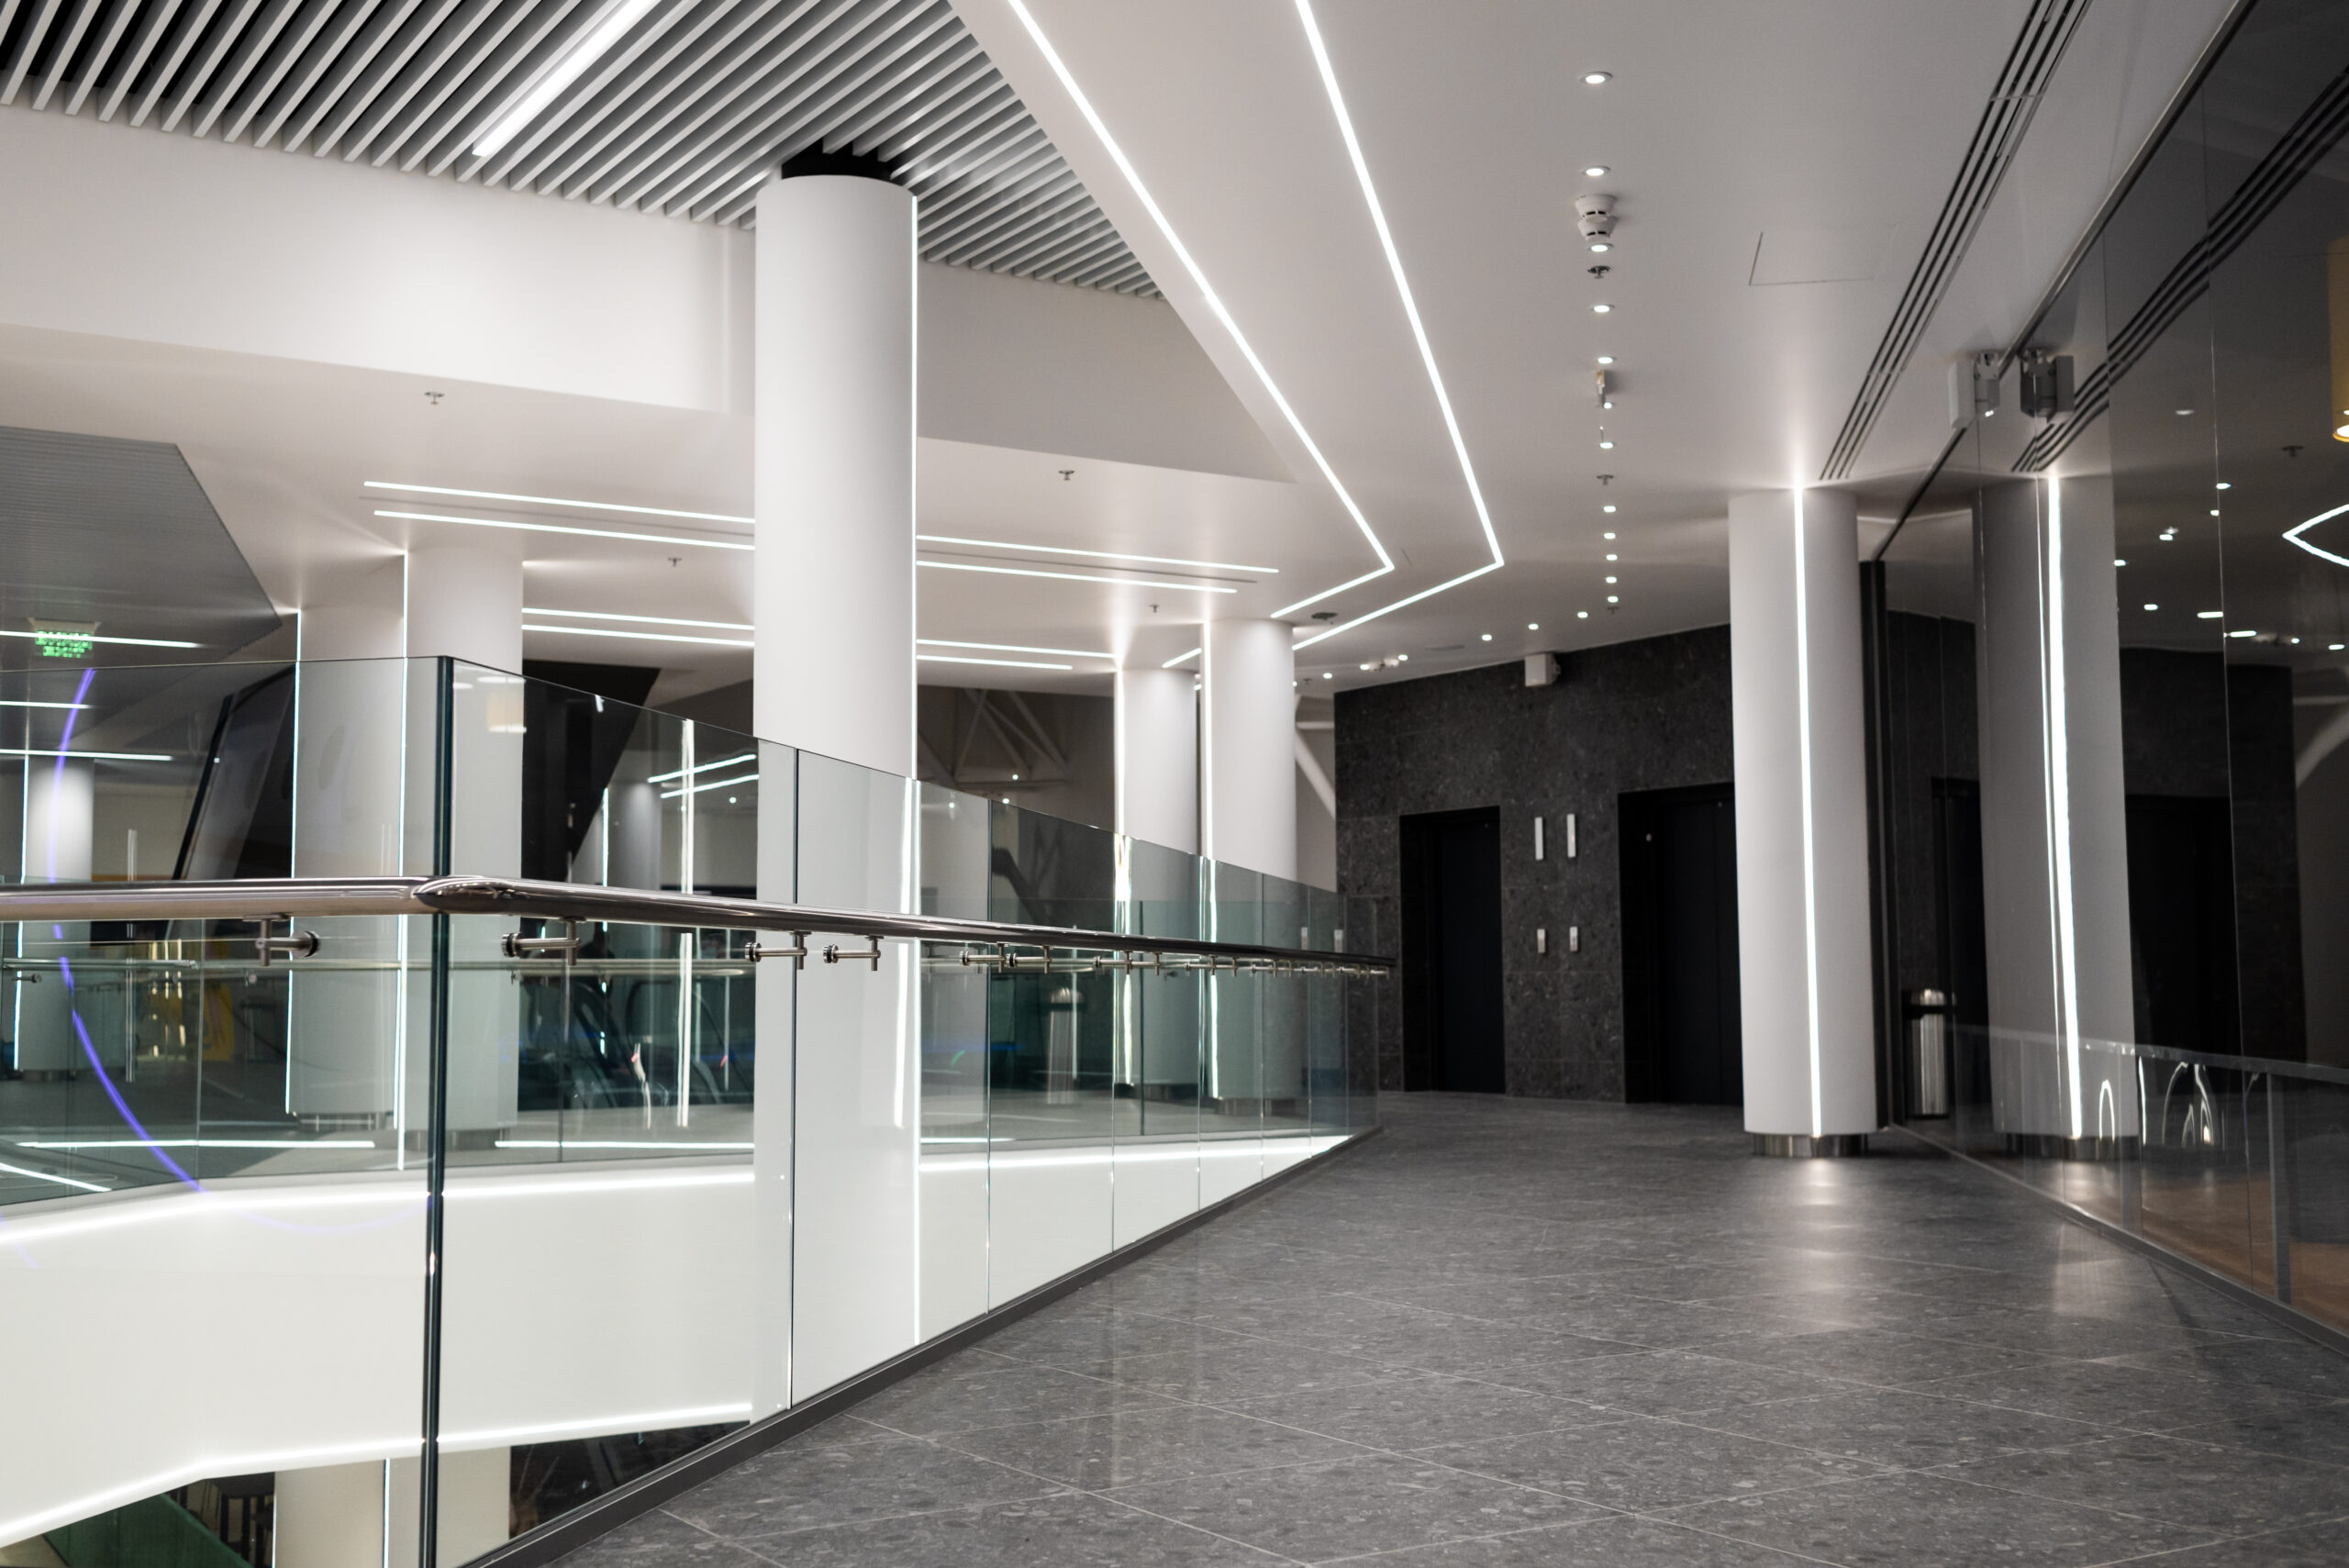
[0,0,1157,295]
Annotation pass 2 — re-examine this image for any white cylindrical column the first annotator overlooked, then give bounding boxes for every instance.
[404,545,522,672]
[1201,620,1296,878]
[1730,489,1876,1150]
[1976,475,2137,1147]
[15,760,94,1074]
[403,545,523,1135]
[753,172,917,776]
[1117,665,1198,854]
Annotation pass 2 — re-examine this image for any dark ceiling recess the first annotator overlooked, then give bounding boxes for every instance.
[0,424,280,665]
[0,0,1157,295]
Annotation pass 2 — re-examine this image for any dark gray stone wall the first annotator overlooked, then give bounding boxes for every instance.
[1334,628,1733,1099]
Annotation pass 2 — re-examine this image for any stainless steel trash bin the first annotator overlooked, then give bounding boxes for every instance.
[1907,988,1952,1118]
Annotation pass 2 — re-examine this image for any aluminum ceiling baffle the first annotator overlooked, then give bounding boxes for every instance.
[0,0,1156,295]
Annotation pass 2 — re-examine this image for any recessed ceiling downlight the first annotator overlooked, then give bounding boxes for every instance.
[1583,165,1609,177]
[1583,72,1611,84]
[1592,303,1612,314]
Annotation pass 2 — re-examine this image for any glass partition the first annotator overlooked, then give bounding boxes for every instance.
[0,651,1382,1566]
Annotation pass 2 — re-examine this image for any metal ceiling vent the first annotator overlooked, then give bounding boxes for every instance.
[0,0,1158,295]
[1819,0,2092,481]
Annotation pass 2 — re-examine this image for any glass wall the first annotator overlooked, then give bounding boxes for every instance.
[0,652,1381,1566]
[1880,0,2349,1337]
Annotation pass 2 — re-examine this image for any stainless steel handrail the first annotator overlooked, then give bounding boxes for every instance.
[0,875,1394,974]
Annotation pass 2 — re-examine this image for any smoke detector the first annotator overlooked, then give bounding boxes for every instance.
[1575,193,1616,239]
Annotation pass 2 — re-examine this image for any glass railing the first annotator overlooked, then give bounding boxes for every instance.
[1903,1025,2349,1339]
[0,655,1386,1568]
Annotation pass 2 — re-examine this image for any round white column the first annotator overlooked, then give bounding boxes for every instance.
[1201,619,1296,879]
[1730,488,1876,1151]
[752,172,916,777]
[1117,665,1198,854]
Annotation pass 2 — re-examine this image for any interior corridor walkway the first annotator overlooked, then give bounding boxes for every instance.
[562,1096,2349,1567]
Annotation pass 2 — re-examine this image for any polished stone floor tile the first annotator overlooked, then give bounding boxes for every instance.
[1663,1470,2218,1567]
[1419,1414,1887,1510]
[1475,1346,1827,1416]
[1102,1451,1601,1562]
[1690,1385,2113,1467]
[663,1435,1065,1540]
[1317,1512,1832,1565]
[551,1096,2349,1568]
[937,1403,1370,1489]
[1928,1432,2349,1533]
[555,1507,775,1568]
[852,1355,1184,1436]
[1216,1374,1595,1451]
[719,1491,1291,1567]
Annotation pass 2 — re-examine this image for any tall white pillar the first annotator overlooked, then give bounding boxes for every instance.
[752,172,916,776]
[289,592,409,1122]
[402,545,523,1136]
[1730,489,1876,1151]
[752,167,917,1404]
[14,760,94,1073]
[1116,665,1198,854]
[1976,476,2137,1147]
[1201,620,1296,879]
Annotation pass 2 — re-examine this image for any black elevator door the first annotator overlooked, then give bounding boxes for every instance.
[1400,807,1505,1093]
[1621,784,1742,1104]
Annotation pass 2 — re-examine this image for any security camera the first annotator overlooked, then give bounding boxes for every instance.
[1575,193,1616,239]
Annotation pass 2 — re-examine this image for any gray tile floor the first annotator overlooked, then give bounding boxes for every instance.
[557,1095,2349,1567]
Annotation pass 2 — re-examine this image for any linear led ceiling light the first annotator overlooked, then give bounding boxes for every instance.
[917,535,1276,575]
[1003,0,1392,615]
[472,0,664,159]
[918,654,1075,671]
[379,509,751,551]
[1162,647,1202,668]
[0,700,89,709]
[649,752,754,784]
[0,748,173,761]
[522,623,752,648]
[1289,0,1504,648]
[917,561,1235,595]
[526,607,753,631]
[365,482,751,527]
[918,639,1113,659]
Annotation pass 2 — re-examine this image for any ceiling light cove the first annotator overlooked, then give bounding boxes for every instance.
[917,654,1074,672]
[918,639,1114,660]
[527,608,752,631]
[918,561,1235,595]
[1286,0,1504,649]
[915,535,1275,574]
[378,509,752,551]
[522,623,752,649]
[364,482,751,527]
[1002,0,1392,615]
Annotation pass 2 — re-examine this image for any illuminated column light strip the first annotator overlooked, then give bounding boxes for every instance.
[377,509,752,550]
[917,535,1277,574]
[1003,0,1393,612]
[2046,477,2083,1139]
[473,0,664,158]
[918,560,1235,595]
[1794,491,1823,1138]
[1290,0,1505,629]
[364,482,751,527]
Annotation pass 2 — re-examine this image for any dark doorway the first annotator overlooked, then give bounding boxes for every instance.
[2125,794,2239,1053]
[1399,807,1505,1093]
[1620,784,1741,1104]
[1932,779,1991,1112]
